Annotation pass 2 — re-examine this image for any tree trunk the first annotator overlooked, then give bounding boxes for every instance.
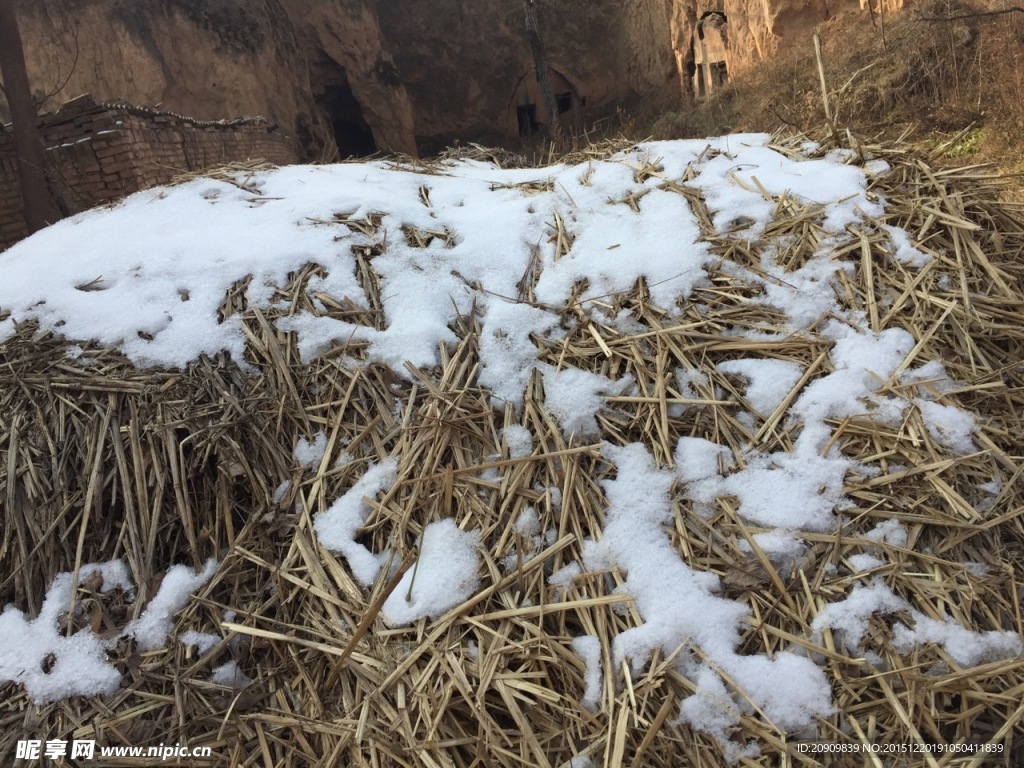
[0,0,61,235]
[524,0,561,145]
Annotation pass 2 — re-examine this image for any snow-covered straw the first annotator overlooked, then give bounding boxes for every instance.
[2,134,1022,765]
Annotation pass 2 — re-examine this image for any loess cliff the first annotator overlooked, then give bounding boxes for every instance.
[9,0,416,158]
[5,0,899,157]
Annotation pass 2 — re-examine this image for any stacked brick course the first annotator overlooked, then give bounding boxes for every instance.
[0,95,299,250]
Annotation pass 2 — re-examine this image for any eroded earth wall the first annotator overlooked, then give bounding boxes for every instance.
[5,0,904,157]
[373,0,680,147]
[8,0,416,158]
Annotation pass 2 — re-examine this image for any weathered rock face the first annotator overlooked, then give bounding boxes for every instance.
[5,0,899,158]
[374,0,898,144]
[373,0,680,146]
[7,0,417,158]
[669,0,884,99]
[279,0,417,156]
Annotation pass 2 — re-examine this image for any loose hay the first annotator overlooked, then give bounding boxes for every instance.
[2,131,1024,767]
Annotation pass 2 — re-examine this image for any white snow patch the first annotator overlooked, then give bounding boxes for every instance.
[180,630,221,654]
[718,358,803,416]
[848,554,885,572]
[382,520,480,625]
[294,431,328,468]
[542,367,628,437]
[210,660,252,689]
[314,459,398,586]
[882,224,932,268]
[501,424,534,459]
[814,579,1022,664]
[131,559,219,651]
[571,635,603,711]
[863,519,908,548]
[0,559,215,702]
[585,444,832,755]
[915,399,977,454]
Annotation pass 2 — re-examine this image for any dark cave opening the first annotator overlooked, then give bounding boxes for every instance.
[319,81,377,159]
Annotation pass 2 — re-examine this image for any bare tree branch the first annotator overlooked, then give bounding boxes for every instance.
[36,17,81,110]
[918,6,1024,20]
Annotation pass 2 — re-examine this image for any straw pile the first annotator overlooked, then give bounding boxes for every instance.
[2,132,1023,767]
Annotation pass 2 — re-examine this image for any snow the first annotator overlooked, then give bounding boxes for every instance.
[864,519,908,547]
[293,431,328,468]
[0,135,883,378]
[542,367,630,437]
[130,559,219,651]
[741,530,805,563]
[718,358,803,416]
[381,519,480,625]
[814,579,1022,665]
[882,223,932,267]
[571,635,603,711]
[691,142,882,235]
[0,135,1013,751]
[586,444,834,753]
[210,660,252,689]
[548,562,581,596]
[0,560,217,702]
[180,630,221,654]
[915,398,977,454]
[313,458,398,586]
[902,359,957,395]
[812,579,908,650]
[789,323,917,453]
[501,424,534,459]
[681,442,853,531]
[476,300,558,410]
[515,507,540,538]
[848,553,886,572]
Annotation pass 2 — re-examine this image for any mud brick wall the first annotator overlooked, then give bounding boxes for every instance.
[0,95,299,250]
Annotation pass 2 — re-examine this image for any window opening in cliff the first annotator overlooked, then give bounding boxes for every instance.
[555,93,573,114]
[320,82,376,159]
[517,104,540,136]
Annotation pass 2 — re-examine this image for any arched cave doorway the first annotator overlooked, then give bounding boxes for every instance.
[507,66,582,138]
[312,53,377,160]
[320,81,376,158]
[692,11,729,99]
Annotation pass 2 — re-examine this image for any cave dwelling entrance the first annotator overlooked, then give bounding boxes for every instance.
[317,67,377,159]
[508,66,581,138]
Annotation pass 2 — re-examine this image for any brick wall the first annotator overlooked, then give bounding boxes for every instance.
[0,94,299,250]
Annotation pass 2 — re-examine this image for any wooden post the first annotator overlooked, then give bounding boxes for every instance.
[0,0,61,235]
[524,0,561,144]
